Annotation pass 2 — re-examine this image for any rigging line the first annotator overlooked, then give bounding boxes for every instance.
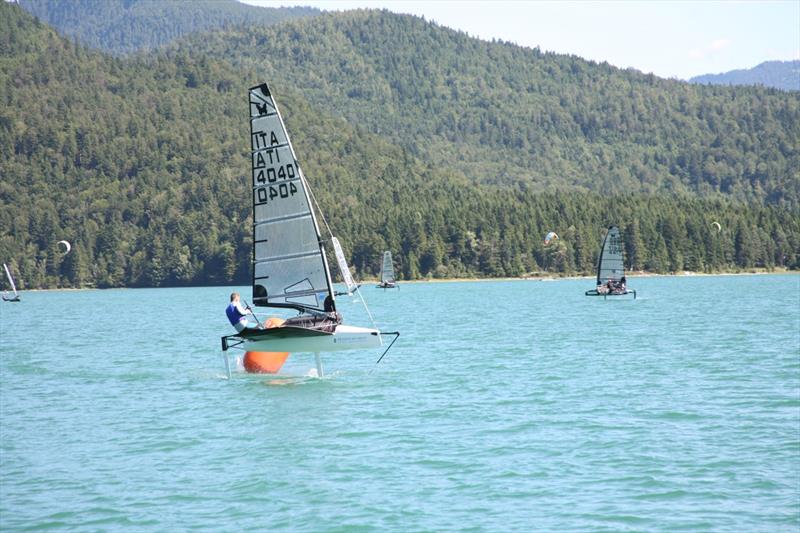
[355,284,378,329]
[356,280,378,329]
[306,182,378,329]
[306,180,335,240]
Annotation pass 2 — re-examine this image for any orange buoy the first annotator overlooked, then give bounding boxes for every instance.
[243,317,289,374]
[243,351,289,374]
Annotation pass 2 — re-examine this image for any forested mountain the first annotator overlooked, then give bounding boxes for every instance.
[691,60,800,92]
[175,11,799,207]
[17,0,318,54]
[18,2,800,206]
[1,3,798,291]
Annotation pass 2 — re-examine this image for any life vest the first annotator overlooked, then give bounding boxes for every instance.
[226,302,247,326]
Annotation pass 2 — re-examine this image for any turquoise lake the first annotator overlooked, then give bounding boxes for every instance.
[1,275,798,531]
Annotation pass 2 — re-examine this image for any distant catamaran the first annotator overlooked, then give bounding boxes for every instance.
[376,251,398,289]
[221,83,397,377]
[2,263,21,302]
[585,225,636,299]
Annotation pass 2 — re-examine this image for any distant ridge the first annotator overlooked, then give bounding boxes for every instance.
[690,60,800,92]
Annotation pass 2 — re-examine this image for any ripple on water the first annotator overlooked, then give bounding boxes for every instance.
[0,276,798,531]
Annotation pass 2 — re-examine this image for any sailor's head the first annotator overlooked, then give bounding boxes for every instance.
[230,292,240,302]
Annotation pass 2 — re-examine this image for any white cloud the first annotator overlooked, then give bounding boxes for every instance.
[710,38,731,51]
[688,48,703,59]
[688,37,733,60]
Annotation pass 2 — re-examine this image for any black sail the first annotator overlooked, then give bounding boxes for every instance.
[248,83,335,314]
[596,226,625,285]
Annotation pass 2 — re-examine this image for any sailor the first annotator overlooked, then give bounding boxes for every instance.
[226,292,257,332]
[324,294,335,313]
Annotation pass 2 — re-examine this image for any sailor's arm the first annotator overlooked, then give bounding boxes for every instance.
[235,301,253,316]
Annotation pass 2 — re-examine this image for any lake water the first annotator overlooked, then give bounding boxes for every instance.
[1,275,798,531]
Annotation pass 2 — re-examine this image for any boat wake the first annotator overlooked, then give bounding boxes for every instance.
[217,356,343,385]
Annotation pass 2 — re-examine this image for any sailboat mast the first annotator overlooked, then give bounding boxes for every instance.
[4,263,18,296]
[596,232,608,285]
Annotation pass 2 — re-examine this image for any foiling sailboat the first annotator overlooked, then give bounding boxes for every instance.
[376,251,398,289]
[221,83,397,377]
[2,263,21,302]
[585,225,636,299]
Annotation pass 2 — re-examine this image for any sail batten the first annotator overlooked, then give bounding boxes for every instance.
[255,250,323,264]
[255,212,312,227]
[251,178,303,191]
[249,83,335,313]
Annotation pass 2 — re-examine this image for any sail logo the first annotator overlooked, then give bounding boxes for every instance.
[249,87,276,118]
[333,336,362,345]
[254,102,270,117]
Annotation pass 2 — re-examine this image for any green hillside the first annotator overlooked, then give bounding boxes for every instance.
[178,10,800,206]
[19,2,800,207]
[18,3,800,206]
[18,0,318,54]
[1,3,797,291]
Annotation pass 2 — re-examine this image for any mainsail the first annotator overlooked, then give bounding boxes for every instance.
[4,263,18,296]
[249,83,335,314]
[332,237,357,294]
[381,251,395,284]
[596,226,625,285]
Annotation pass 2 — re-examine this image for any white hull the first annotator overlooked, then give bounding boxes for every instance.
[243,324,383,353]
[585,288,636,299]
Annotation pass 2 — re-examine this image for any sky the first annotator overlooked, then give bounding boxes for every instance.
[242,0,800,80]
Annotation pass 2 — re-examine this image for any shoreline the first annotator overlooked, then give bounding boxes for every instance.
[362,269,798,284]
[16,269,798,292]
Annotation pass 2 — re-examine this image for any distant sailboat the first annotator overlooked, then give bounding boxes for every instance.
[332,237,361,296]
[376,251,398,289]
[221,83,397,377]
[2,263,21,302]
[585,226,636,299]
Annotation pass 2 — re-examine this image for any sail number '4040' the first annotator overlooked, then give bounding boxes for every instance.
[253,147,300,205]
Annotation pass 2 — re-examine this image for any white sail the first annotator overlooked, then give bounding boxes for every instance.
[248,83,335,313]
[596,226,625,285]
[332,237,357,294]
[4,263,18,296]
[381,251,395,284]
